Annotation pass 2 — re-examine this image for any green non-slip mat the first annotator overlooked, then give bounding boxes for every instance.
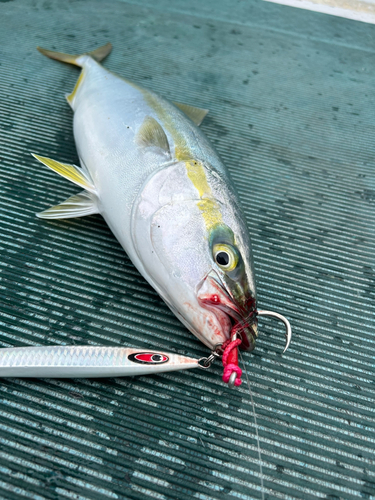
[0,0,374,498]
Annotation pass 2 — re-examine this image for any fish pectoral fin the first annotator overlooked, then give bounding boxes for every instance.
[135,116,171,157]
[36,191,99,219]
[32,153,97,193]
[173,102,209,126]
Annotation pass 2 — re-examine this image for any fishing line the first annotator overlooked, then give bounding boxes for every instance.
[239,351,265,500]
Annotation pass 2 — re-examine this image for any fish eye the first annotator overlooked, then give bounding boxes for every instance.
[216,252,230,266]
[213,244,238,272]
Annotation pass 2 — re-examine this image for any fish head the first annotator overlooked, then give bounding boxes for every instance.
[133,161,257,351]
[197,223,258,351]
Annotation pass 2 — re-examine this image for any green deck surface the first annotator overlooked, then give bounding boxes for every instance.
[0,0,374,498]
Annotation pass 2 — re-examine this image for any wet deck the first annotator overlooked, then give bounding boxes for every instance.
[0,0,374,498]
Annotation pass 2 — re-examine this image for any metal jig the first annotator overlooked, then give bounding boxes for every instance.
[0,312,291,386]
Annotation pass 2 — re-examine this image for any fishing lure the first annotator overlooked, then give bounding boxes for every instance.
[2,43,291,387]
[0,346,201,378]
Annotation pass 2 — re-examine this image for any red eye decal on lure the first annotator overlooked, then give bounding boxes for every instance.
[128,352,169,364]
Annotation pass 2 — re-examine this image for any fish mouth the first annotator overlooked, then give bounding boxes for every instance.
[197,273,258,351]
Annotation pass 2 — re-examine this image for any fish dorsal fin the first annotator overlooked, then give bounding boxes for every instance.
[32,154,96,193]
[136,116,170,156]
[173,102,209,126]
[36,191,99,219]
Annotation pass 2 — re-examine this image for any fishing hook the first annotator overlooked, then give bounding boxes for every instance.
[257,310,292,353]
[201,310,292,387]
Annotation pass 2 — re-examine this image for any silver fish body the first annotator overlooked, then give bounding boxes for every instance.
[34,44,259,353]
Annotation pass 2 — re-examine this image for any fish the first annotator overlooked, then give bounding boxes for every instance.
[31,43,291,384]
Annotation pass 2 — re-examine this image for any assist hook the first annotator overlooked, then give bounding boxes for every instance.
[257,310,292,353]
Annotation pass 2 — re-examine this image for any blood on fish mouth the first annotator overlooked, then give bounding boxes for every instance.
[197,275,258,351]
[230,313,258,351]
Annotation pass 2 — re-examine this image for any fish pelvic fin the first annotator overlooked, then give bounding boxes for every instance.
[37,191,99,219]
[36,42,112,67]
[173,102,209,126]
[32,154,97,193]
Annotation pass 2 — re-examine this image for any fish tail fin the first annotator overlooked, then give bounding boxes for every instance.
[36,42,112,67]
[37,43,112,108]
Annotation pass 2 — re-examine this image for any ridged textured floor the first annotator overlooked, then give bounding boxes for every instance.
[0,0,374,499]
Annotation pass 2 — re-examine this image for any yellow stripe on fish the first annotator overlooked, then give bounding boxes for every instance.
[67,69,85,106]
[136,88,191,160]
[137,87,222,230]
[185,160,223,230]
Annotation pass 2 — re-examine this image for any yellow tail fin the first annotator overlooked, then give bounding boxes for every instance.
[36,42,112,67]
